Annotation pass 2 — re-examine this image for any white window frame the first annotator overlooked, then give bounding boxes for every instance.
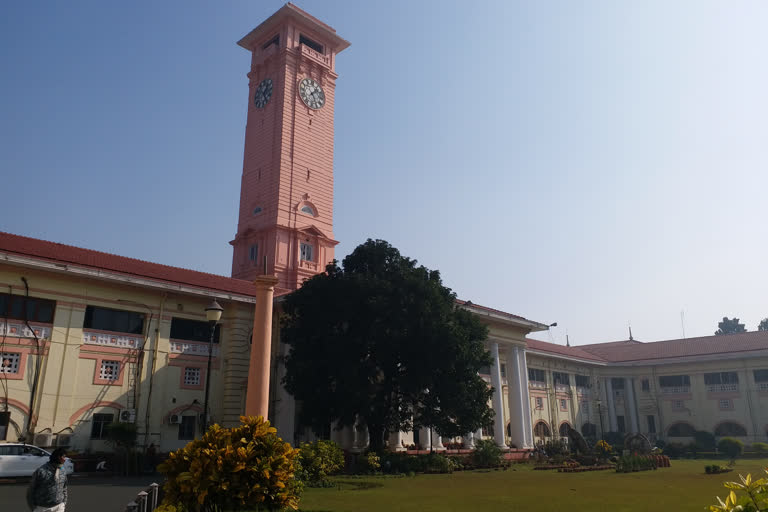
[300,242,313,262]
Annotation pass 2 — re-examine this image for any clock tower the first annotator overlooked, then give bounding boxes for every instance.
[231,3,349,293]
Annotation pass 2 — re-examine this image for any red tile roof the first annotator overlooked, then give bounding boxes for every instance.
[527,331,768,363]
[525,338,607,362]
[0,231,259,298]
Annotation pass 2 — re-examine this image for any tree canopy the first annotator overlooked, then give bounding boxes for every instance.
[282,239,494,452]
[758,318,768,331]
[714,317,746,336]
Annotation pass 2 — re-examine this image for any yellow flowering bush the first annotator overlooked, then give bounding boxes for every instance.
[594,440,612,460]
[156,416,301,512]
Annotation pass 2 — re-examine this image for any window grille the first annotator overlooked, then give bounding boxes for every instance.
[100,360,120,381]
[0,352,20,374]
[184,367,201,386]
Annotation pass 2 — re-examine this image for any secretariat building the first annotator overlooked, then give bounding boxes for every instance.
[2,4,768,453]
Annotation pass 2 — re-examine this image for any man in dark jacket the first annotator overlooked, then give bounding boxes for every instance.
[26,447,68,512]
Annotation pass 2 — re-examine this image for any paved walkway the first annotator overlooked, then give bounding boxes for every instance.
[0,475,161,512]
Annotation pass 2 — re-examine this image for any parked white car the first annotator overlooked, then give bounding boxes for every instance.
[0,444,74,477]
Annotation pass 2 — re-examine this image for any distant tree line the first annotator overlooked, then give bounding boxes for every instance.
[715,316,768,335]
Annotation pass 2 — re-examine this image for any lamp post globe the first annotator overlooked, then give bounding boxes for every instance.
[202,300,223,431]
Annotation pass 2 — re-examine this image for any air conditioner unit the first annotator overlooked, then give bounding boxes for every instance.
[169,414,182,425]
[119,409,136,423]
[56,434,73,447]
[33,433,52,447]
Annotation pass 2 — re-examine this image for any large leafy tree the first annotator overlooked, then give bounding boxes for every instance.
[282,239,494,452]
[758,318,768,331]
[715,317,746,336]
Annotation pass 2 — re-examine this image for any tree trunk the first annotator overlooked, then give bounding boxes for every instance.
[367,423,385,453]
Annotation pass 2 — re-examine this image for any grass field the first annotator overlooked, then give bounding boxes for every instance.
[298,459,768,512]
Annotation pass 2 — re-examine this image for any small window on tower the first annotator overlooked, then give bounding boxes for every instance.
[299,34,323,54]
[253,206,263,215]
[300,205,315,216]
[262,34,279,50]
[249,244,259,264]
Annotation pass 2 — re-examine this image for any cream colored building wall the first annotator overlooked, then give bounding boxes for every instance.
[0,263,256,453]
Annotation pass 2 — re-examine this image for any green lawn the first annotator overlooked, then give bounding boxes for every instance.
[298,459,768,512]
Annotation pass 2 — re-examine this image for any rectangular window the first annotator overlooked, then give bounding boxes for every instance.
[580,401,590,417]
[249,244,258,264]
[84,306,144,335]
[528,368,546,383]
[170,318,221,344]
[91,413,114,439]
[535,397,543,409]
[559,399,567,411]
[0,352,21,374]
[300,242,313,262]
[671,399,684,410]
[704,372,739,385]
[611,378,625,389]
[575,375,591,388]
[184,367,201,386]
[0,411,9,441]
[641,378,650,392]
[659,375,691,387]
[647,415,656,434]
[478,365,490,375]
[754,369,768,382]
[719,399,732,410]
[99,360,120,381]
[553,372,570,386]
[500,364,506,378]
[262,34,279,49]
[616,415,626,433]
[0,293,56,323]
[179,416,196,440]
[299,34,323,54]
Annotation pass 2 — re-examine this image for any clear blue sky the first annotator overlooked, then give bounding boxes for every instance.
[2,1,767,345]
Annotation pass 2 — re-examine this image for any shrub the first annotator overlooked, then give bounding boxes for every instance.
[655,439,667,450]
[751,442,768,455]
[544,439,569,457]
[709,468,768,511]
[718,437,744,459]
[156,416,300,512]
[296,440,344,487]
[594,440,612,460]
[472,439,503,468]
[694,431,717,451]
[602,431,625,447]
[355,451,381,474]
[663,442,688,458]
[422,453,455,474]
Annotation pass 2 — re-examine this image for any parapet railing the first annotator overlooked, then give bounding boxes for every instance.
[124,482,159,512]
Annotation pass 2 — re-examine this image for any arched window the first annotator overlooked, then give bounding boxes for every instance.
[300,205,315,216]
[715,422,747,437]
[581,422,597,438]
[559,422,572,437]
[667,422,696,437]
[534,421,551,438]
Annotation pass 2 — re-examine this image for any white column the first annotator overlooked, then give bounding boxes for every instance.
[505,346,526,449]
[490,342,507,448]
[389,430,406,452]
[475,427,484,442]
[462,432,476,449]
[518,347,534,448]
[625,378,639,433]
[605,378,618,432]
[431,430,445,451]
[418,426,431,450]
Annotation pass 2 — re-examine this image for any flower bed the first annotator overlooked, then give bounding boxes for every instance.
[557,465,614,473]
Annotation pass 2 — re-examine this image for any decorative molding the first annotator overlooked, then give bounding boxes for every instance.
[83,330,142,349]
[169,340,220,357]
[0,321,51,340]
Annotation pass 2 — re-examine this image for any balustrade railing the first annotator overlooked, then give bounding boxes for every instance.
[124,482,159,512]
[706,383,738,393]
[660,386,690,394]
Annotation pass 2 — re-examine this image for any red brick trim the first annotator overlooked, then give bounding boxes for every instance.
[69,401,124,425]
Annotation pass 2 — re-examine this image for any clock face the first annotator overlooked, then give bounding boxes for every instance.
[298,78,325,109]
[254,78,273,108]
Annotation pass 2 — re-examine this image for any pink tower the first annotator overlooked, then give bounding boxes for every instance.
[230,3,349,294]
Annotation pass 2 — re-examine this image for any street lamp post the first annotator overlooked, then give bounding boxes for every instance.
[203,300,224,432]
[596,399,605,438]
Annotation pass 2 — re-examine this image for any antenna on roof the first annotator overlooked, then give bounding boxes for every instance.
[680,310,686,339]
[566,334,570,347]
[628,322,633,341]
